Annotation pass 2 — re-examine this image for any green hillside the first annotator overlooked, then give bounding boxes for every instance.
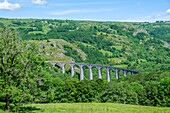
[0,18,169,71]
[0,18,170,111]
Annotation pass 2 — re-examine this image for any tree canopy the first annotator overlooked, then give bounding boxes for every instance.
[0,28,45,110]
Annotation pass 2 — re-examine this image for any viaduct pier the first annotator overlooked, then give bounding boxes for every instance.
[48,61,139,82]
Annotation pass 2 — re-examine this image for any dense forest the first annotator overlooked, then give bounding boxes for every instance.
[0,18,170,111]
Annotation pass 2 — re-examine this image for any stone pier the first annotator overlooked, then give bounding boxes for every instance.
[79,64,84,80]
[115,68,119,79]
[97,66,102,79]
[106,67,111,82]
[88,65,93,80]
[48,61,139,82]
[70,63,75,77]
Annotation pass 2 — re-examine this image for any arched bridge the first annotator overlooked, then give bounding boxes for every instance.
[48,61,139,82]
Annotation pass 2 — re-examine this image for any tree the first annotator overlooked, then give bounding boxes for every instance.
[0,22,4,28]
[100,82,138,104]
[0,28,44,110]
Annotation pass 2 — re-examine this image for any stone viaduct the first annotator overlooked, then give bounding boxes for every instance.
[48,61,139,82]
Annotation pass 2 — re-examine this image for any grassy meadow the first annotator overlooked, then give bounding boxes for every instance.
[1,103,170,113]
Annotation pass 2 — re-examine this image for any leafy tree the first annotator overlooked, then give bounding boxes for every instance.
[0,28,44,110]
[100,82,138,104]
[75,80,97,102]
[62,78,78,102]
[0,22,4,28]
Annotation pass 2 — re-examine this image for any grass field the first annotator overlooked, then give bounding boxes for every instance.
[1,103,169,113]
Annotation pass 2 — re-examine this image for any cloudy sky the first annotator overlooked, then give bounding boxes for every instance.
[0,0,170,22]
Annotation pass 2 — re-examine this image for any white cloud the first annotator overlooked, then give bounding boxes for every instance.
[32,0,47,5]
[50,10,81,15]
[122,12,170,22]
[49,9,113,16]
[0,0,20,11]
[167,8,170,13]
[53,2,119,6]
[121,8,170,22]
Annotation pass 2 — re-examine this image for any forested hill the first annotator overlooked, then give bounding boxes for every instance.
[0,18,170,71]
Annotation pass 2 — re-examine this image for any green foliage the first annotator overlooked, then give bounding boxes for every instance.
[100,82,138,104]
[0,18,169,70]
[0,19,170,111]
[0,28,47,110]
[64,45,83,62]
[0,22,4,28]
[78,44,111,64]
[149,26,170,43]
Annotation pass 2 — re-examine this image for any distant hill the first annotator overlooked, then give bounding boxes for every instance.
[0,18,170,71]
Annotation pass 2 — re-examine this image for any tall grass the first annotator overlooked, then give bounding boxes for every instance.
[22,103,170,113]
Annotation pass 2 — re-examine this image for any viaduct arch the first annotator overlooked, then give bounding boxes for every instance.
[49,61,138,82]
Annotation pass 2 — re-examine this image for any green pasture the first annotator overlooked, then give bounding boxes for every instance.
[1,103,170,113]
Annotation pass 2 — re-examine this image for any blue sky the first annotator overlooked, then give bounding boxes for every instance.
[0,0,170,22]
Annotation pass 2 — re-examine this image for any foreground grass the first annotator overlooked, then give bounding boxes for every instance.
[0,103,168,113]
